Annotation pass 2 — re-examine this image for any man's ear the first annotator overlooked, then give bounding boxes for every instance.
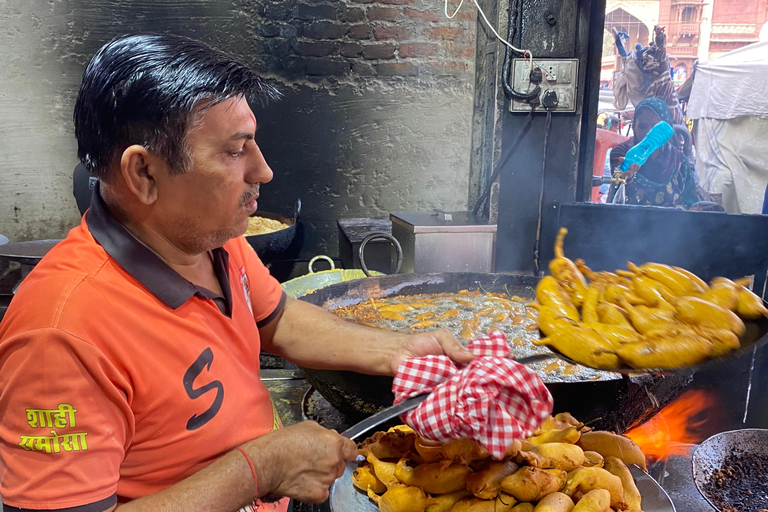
[119,145,164,205]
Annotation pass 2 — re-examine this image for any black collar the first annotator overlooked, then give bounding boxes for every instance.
[86,186,232,313]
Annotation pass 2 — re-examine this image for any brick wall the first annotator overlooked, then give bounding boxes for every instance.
[253,0,477,80]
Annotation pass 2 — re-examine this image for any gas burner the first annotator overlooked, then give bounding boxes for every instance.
[301,387,354,433]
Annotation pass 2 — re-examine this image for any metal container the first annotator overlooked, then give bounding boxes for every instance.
[244,199,301,264]
[390,211,497,273]
[337,217,394,273]
[330,462,675,512]
[692,429,768,511]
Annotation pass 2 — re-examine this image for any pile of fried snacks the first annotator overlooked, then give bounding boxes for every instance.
[353,413,647,512]
[533,228,767,370]
[244,216,289,236]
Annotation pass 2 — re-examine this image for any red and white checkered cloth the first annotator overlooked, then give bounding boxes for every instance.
[392,330,553,460]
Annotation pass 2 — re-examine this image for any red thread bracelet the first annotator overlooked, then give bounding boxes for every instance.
[238,446,260,496]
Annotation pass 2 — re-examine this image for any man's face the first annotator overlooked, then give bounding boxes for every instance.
[156,95,273,254]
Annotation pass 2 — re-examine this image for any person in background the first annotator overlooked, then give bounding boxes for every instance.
[599,115,623,199]
[762,182,768,214]
[613,26,685,125]
[0,34,474,512]
[610,97,697,207]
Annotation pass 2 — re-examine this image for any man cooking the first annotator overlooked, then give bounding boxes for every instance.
[0,34,473,512]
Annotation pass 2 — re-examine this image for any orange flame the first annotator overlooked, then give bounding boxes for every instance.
[625,389,722,462]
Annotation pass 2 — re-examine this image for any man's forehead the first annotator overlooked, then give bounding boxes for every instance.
[198,96,257,134]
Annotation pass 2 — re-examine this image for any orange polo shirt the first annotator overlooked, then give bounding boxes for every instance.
[0,190,286,511]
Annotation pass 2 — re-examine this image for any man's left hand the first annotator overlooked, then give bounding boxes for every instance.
[390,329,474,375]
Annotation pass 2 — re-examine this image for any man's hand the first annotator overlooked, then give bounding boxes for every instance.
[389,329,474,375]
[247,422,357,504]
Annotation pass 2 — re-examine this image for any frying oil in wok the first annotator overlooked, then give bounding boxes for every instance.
[331,290,617,382]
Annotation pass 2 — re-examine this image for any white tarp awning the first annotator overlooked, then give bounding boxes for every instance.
[687,41,768,120]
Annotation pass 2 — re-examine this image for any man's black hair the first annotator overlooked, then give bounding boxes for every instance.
[74,33,280,181]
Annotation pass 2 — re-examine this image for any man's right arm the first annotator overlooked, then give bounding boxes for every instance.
[0,330,356,512]
[112,422,356,512]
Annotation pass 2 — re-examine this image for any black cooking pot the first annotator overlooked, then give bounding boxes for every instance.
[693,429,768,511]
[245,199,301,263]
[297,272,695,433]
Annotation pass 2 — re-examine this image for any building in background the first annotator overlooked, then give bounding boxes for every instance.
[601,0,768,88]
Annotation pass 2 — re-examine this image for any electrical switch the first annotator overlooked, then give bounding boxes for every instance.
[509,58,579,112]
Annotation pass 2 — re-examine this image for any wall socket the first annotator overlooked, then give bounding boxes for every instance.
[508,58,579,113]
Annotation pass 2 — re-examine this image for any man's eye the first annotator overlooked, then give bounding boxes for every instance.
[230,149,244,157]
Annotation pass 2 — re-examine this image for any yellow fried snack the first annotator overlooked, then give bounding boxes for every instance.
[360,429,416,460]
[575,260,631,287]
[628,261,707,296]
[570,489,611,512]
[674,296,746,336]
[466,460,519,499]
[564,467,625,510]
[535,413,583,434]
[527,426,581,446]
[737,287,768,319]
[595,302,632,328]
[603,456,642,511]
[367,453,400,488]
[500,467,568,502]
[245,216,289,235]
[576,431,646,471]
[367,484,435,512]
[379,304,415,314]
[533,492,574,512]
[353,464,387,494]
[357,419,648,512]
[414,437,490,465]
[505,438,524,458]
[450,493,518,512]
[581,323,641,346]
[627,274,677,309]
[537,305,579,337]
[710,277,768,319]
[700,282,740,311]
[549,228,588,308]
[684,325,740,358]
[635,305,676,322]
[534,327,620,369]
[602,284,648,306]
[618,297,676,335]
[672,265,710,292]
[519,443,585,472]
[582,451,604,468]
[536,276,580,322]
[424,490,470,512]
[511,504,535,512]
[615,329,713,369]
[394,457,471,494]
[580,284,602,324]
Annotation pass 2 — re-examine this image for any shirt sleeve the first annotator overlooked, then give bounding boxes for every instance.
[0,328,132,510]
[233,237,285,326]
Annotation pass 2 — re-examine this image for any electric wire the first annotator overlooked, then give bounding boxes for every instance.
[445,0,530,56]
[533,108,554,275]
[500,0,540,102]
[472,112,534,216]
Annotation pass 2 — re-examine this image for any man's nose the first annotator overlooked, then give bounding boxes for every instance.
[247,143,273,184]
